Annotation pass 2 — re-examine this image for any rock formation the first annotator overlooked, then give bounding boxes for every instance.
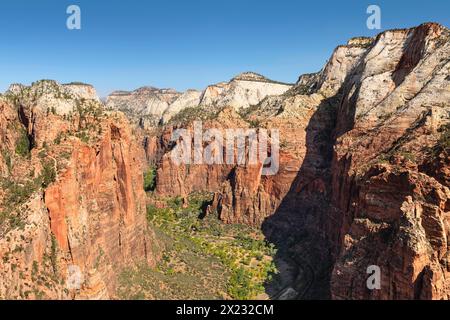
[106,87,199,128]
[1,22,449,301]
[199,72,293,110]
[106,72,292,128]
[146,22,450,300]
[329,22,450,300]
[0,81,158,299]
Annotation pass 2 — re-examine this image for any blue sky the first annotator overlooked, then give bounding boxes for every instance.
[0,0,449,97]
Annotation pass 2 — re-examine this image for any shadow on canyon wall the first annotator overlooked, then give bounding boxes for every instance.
[262,80,360,299]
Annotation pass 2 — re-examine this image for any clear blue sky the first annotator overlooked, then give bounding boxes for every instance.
[1,0,449,97]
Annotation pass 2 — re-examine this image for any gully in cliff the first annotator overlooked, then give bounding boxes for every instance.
[170,121,280,175]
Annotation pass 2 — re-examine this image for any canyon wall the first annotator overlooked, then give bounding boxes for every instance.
[0,82,158,299]
[148,23,450,299]
[329,22,450,299]
[1,23,448,300]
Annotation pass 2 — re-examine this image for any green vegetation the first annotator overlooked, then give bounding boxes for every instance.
[0,178,36,230]
[398,150,416,162]
[437,123,450,150]
[15,128,30,158]
[228,266,254,299]
[1,149,12,172]
[119,193,277,300]
[50,234,58,274]
[54,132,63,145]
[64,82,90,86]
[143,166,157,192]
[75,130,90,144]
[168,106,221,125]
[41,160,56,188]
[0,159,57,232]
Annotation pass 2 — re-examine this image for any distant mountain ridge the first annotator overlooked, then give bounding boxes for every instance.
[105,72,293,127]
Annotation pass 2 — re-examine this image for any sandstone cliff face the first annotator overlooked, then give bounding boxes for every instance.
[62,83,100,101]
[2,22,447,300]
[146,23,449,300]
[199,72,293,110]
[153,108,247,196]
[5,80,99,116]
[329,22,450,300]
[106,87,201,128]
[106,72,292,129]
[44,115,155,299]
[0,83,158,299]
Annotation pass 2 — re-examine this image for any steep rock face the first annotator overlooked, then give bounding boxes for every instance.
[199,72,292,110]
[212,92,332,226]
[209,28,370,227]
[329,22,450,299]
[5,80,99,116]
[62,83,99,101]
[161,90,203,123]
[331,169,450,299]
[44,115,155,298]
[107,87,180,116]
[106,72,292,129]
[154,108,247,196]
[106,87,201,127]
[0,83,158,299]
[0,99,21,176]
[196,23,450,300]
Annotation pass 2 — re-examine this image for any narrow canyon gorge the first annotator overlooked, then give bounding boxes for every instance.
[0,22,449,300]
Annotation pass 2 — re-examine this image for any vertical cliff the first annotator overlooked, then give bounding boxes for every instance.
[146,23,450,299]
[329,23,450,299]
[0,82,158,299]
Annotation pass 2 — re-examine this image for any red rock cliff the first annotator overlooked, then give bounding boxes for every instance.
[0,83,158,299]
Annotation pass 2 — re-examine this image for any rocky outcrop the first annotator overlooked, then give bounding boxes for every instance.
[329,22,450,300]
[164,22,450,300]
[199,72,292,110]
[106,72,292,128]
[44,114,155,298]
[1,22,448,301]
[0,82,158,299]
[154,108,248,196]
[5,80,99,116]
[161,90,203,123]
[62,82,100,101]
[106,87,201,127]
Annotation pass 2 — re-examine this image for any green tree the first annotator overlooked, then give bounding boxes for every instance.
[143,166,157,192]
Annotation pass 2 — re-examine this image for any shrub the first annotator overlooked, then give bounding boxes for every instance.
[41,161,56,188]
[143,166,157,192]
[54,133,63,145]
[1,150,12,172]
[2,179,37,207]
[76,131,90,144]
[227,267,253,300]
[15,128,30,157]
[50,234,58,274]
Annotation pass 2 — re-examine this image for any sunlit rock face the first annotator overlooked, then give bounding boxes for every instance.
[0,81,159,300]
[150,23,450,300]
[105,72,292,128]
[0,22,448,300]
[199,72,293,110]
